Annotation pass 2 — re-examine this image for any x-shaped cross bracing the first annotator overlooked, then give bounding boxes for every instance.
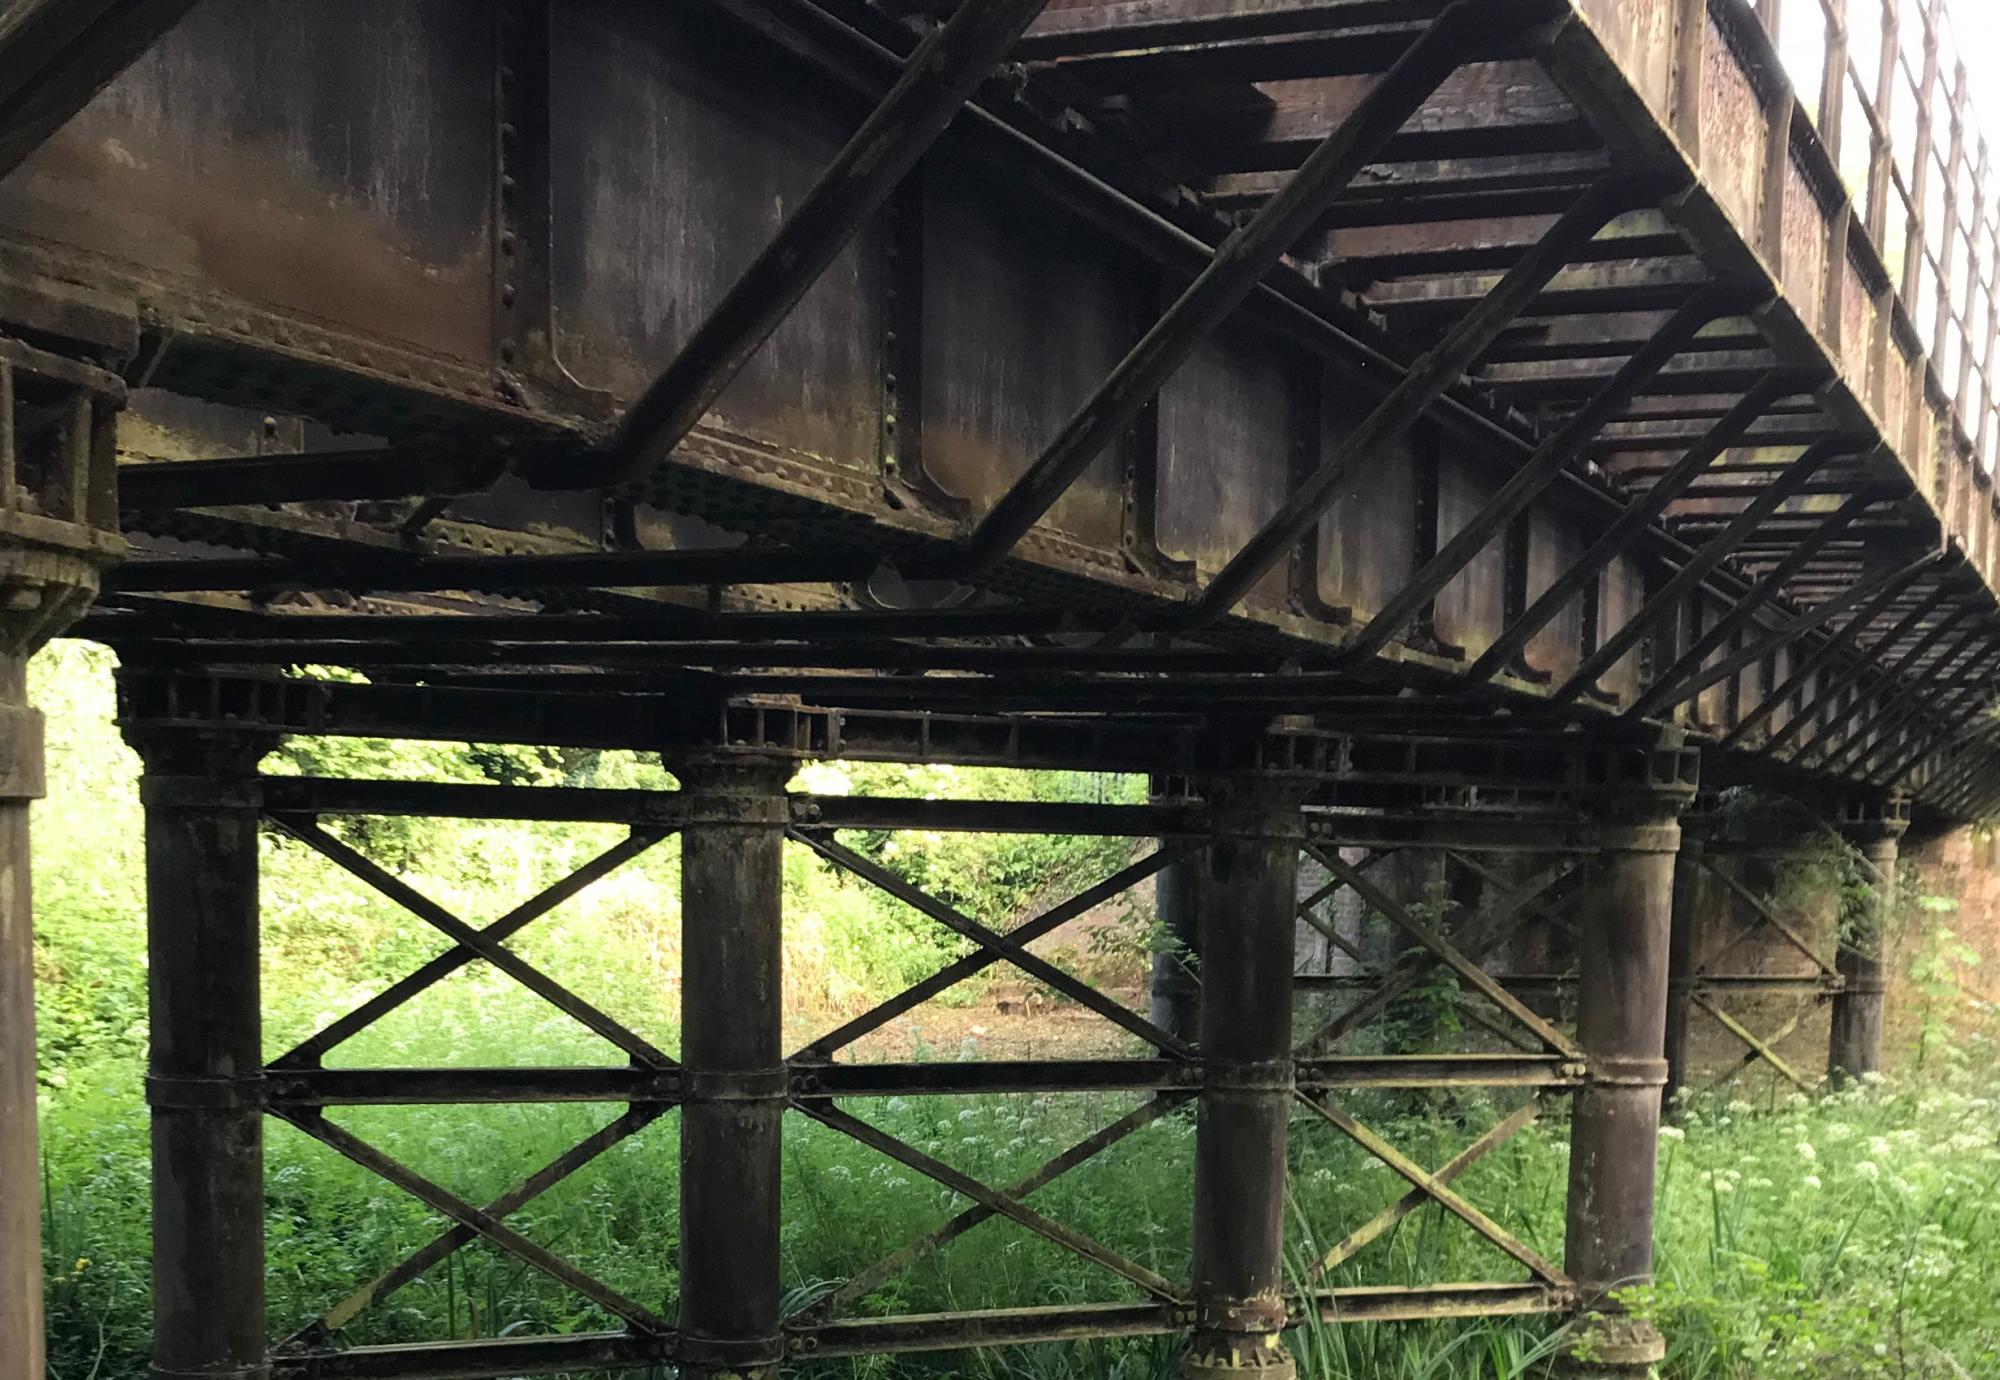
[1690,853,1838,1092]
[261,816,674,1340]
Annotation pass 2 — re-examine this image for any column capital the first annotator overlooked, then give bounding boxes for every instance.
[667,752,795,805]
[1183,769,1315,844]
[1831,793,1911,850]
[0,335,126,659]
[1572,726,1701,833]
[122,723,277,781]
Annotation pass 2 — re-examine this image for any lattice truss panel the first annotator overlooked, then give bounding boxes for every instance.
[228,776,1631,1376]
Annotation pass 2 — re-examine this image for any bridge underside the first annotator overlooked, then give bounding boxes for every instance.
[0,0,1991,1376]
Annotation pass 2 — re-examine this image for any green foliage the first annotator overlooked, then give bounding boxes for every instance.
[26,648,2000,1379]
[809,760,1144,922]
[1640,1062,2000,1379]
[1906,916,1982,1073]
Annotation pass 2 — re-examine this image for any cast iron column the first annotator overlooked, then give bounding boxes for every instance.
[1564,786,1682,1376]
[127,727,274,1380]
[0,335,123,1377]
[1661,811,1712,1110]
[1828,803,1906,1083]
[1185,775,1302,1380]
[676,755,791,1379]
[0,660,45,1378]
[1151,835,1205,1044]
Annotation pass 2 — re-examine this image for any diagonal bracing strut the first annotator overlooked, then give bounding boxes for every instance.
[1181,174,1673,627]
[935,0,1570,576]
[791,1092,1192,1323]
[1461,370,1815,686]
[1716,554,1948,750]
[1300,847,1582,1059]
[271,1108,671,1333]
[269,817,674,1069]
[793,841,1198,1059]
[796,1099,1189,1303]
[794,828,1194,1056]
[268,826,669,1069]
[571,0,1054,489]
[282,1103,669,1349]
[1547,436,1863,707]
[1628,530,1923,721]
[1305,1097,1544,1282]
[1297,1094,1569,1287]
[1333,286,1749,666]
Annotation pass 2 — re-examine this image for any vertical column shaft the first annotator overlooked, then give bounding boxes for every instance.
[1185,777,1301,1380]
[131,730,272,1380]
[1151,837,1205,1043]
[0,660,43,1379]
[677,757,791,1379]
[1564,796,1679,1376]
[1829,816,1903,1082]
[1662,818,1709,1109]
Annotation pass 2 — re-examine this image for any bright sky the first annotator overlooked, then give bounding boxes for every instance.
[1774,2,2000,152]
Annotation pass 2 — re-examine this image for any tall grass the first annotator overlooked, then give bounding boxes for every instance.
[41,1002,2000,1379]
[27,642,2000,1378]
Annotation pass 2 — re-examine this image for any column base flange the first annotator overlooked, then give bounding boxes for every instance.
[1562,1316,1665,1376]
[1181,1332,1297,1380]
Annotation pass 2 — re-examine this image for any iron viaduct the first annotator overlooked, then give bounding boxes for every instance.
[0,0,1995,1375]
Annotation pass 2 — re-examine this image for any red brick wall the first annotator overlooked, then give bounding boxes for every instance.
[1895,826,2000,1037]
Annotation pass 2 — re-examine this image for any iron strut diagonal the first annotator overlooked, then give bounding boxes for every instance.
[556,0,1053,490]
[1180,173,1676,628]
[927,0,1569,577]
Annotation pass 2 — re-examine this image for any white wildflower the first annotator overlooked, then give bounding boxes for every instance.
[1854,1160,1881,1182]
[1658,1125,1686,1143]
[1801,1174,1822,1191]
[1796,1140,1817,1164]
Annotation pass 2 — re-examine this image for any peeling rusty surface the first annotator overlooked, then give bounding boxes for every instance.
[0,1,496,363]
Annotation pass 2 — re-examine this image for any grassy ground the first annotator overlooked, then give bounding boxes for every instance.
[28,642,2000,1378]
[39,1046,2000,1379]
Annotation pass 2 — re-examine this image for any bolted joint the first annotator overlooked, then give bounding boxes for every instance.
[681,1067,789,1103]
[1584,1056,1668,1090]
[675,1330,785,1375]
[1193,1293,1287,1335]
[139,775,265,812]
[144,1074,267,1112]
[1201,1058,1295,1094]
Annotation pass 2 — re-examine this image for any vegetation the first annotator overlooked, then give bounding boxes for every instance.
[28,642,2000,1379]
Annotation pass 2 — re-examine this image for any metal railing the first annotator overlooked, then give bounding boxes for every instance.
[1771,0,1999,471]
